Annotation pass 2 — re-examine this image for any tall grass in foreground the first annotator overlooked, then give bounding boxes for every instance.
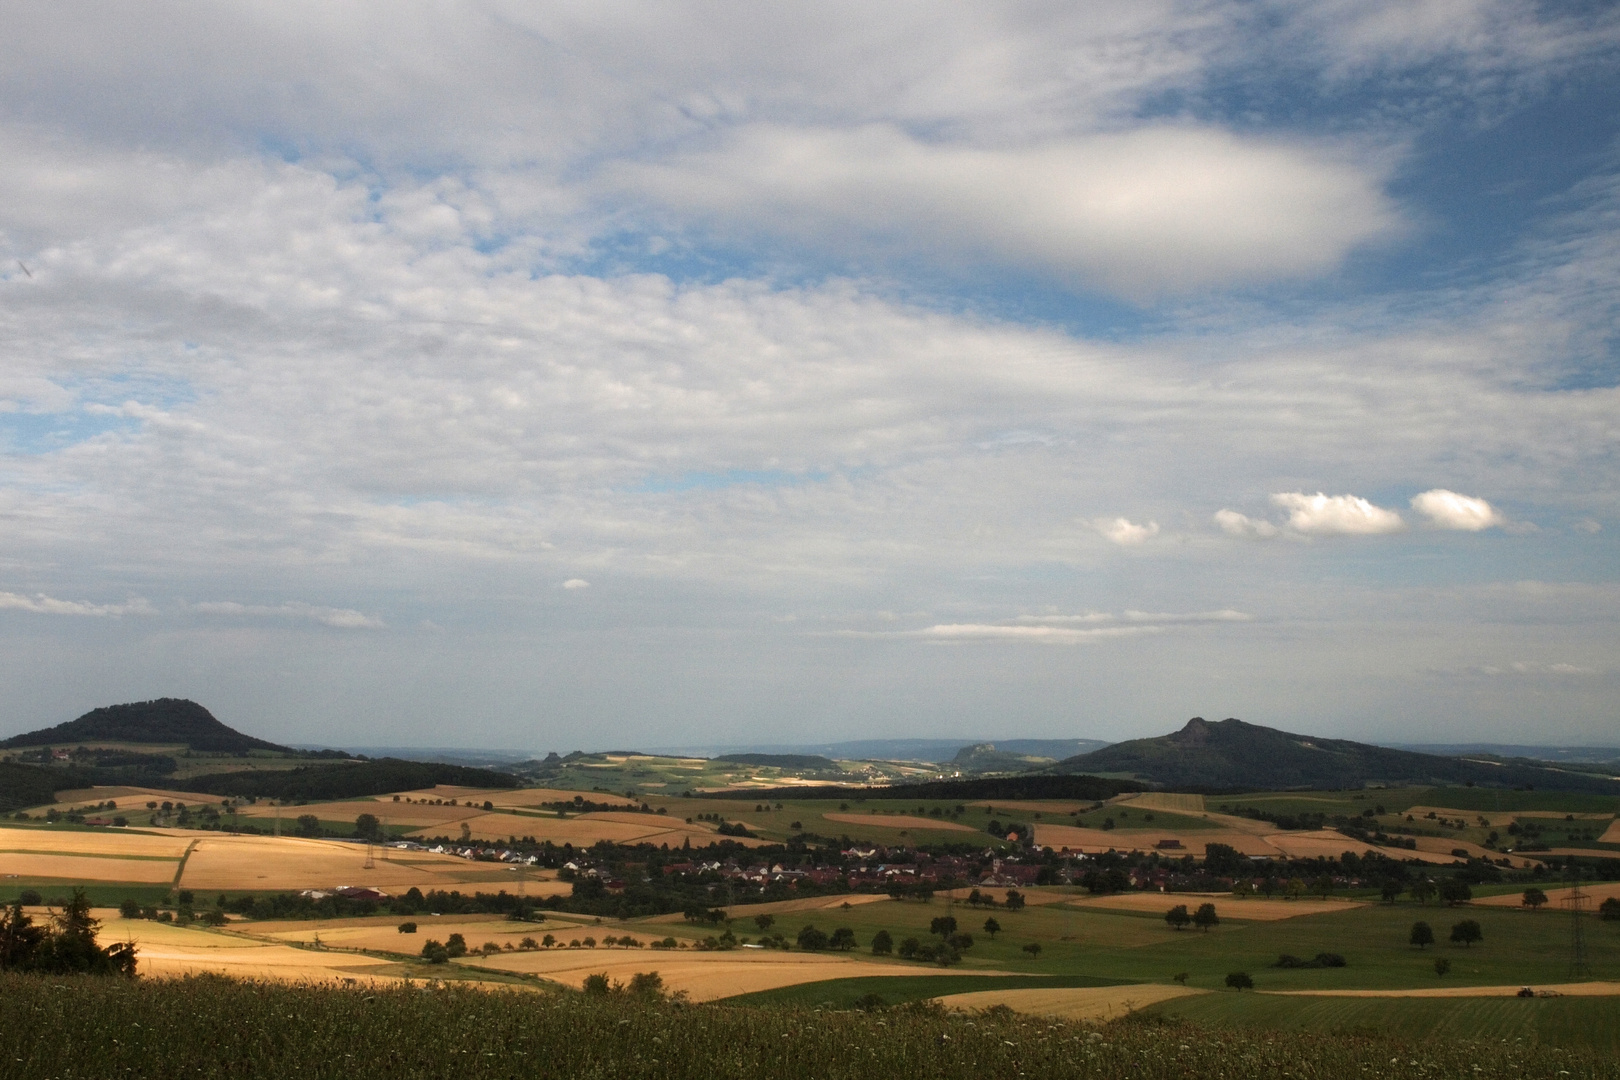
[0,973,1613,1080]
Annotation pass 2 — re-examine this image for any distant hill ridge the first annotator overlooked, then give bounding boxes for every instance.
[0,698,292,755]
[1054,716,1620,794]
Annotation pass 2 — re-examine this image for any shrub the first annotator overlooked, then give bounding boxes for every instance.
[1434,956,1452,976]
[419,940,449,964]
[1599,897,1620,921]
[118,899,142,920]
[397,922,417,934]
[1225,971,1253,991]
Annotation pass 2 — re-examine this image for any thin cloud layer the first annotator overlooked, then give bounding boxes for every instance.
[0,593,152,617]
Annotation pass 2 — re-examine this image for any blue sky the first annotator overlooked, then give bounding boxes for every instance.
[0,2,1616,751]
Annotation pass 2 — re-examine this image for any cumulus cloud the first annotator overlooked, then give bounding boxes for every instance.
[190,601,384,629]
[1270,492,1405,536]
[1214,509,1279,539]
[1094,517,1160,546]
[1410,489,1503,530]
[0,592,152,617]
[615,124,1398,298]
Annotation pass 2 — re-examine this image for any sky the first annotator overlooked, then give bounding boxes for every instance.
[1,1,1617,752]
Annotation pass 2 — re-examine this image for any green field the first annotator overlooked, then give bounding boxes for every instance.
[1148,991,1620,1057]
[722,894,1620,991]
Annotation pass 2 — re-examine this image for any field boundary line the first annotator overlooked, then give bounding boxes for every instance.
[171,839,200,890]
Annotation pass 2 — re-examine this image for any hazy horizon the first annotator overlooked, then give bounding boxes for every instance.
[2,3,1616,750]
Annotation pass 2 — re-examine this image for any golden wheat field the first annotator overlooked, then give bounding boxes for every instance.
[935,983,1206,1021]
[821,813,977,832]
[1473,881,1620,908]
[460,944,933,1001]
[90,911,403,985]
[1063,891,1366,920]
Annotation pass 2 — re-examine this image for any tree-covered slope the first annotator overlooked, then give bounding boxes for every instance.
[183,758,521,800]
[0,699,292,754]
[1053,717,1620,793]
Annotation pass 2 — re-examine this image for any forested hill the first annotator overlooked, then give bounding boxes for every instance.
[1053,717,1620,794]
[0,699,292,754]
[183,758,522,800]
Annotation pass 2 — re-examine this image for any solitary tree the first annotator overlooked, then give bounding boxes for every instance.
[829,927,857,951]
[983,916,1002,939]
[354,813,382,841]
[870,929,893,955]
[1193,903,1220,932]
[1521,888,1548,912]
[1022,942,1042,959]
[1409,921,1435,949]
[1164,904,1191,931]
[1380,880,1403,904]
[1440,880,1473,906]
[929,915,958,938]
[1601,897,1620,921]
[1449,920,1483,948]
[1225,971,1254,991]
[753,913,775,931]
[1410,879,1437,906]
[1005,891,1026,911]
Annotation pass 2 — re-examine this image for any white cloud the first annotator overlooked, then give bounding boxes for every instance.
[839,609,1250,643]
[0,592,152,617]
[561,579,591,589]
[1122,609,1251,623]
[615,124,1398,298]
[1270,492,1405,536]
[1094,517,1160,546]
[190,601,384,629]
[1214,509,1279,539]
[1410,489,1503,530]
[1574,519,1602,534]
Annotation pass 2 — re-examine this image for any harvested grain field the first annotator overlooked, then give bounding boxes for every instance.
[1474,882,1620,908]
[91,911,402,985]
[49,786,219,811]
[642,892,893,924]
[175,833,561,892]
[1117,793,1207,813]
[1032,823,1284,856]
[0,825,194,859]
[1272,982,1620,998]
[462,945,936,1001]
[246,913,592,954]
[1401,835,1539,868]
[936,983,1205,1022]
[400,809,745,847]
[1603,819,1620,844]
[1064,892,1365,920]
[237,800,480,829]
[822,813,976,832]
[936,886,1073,907]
